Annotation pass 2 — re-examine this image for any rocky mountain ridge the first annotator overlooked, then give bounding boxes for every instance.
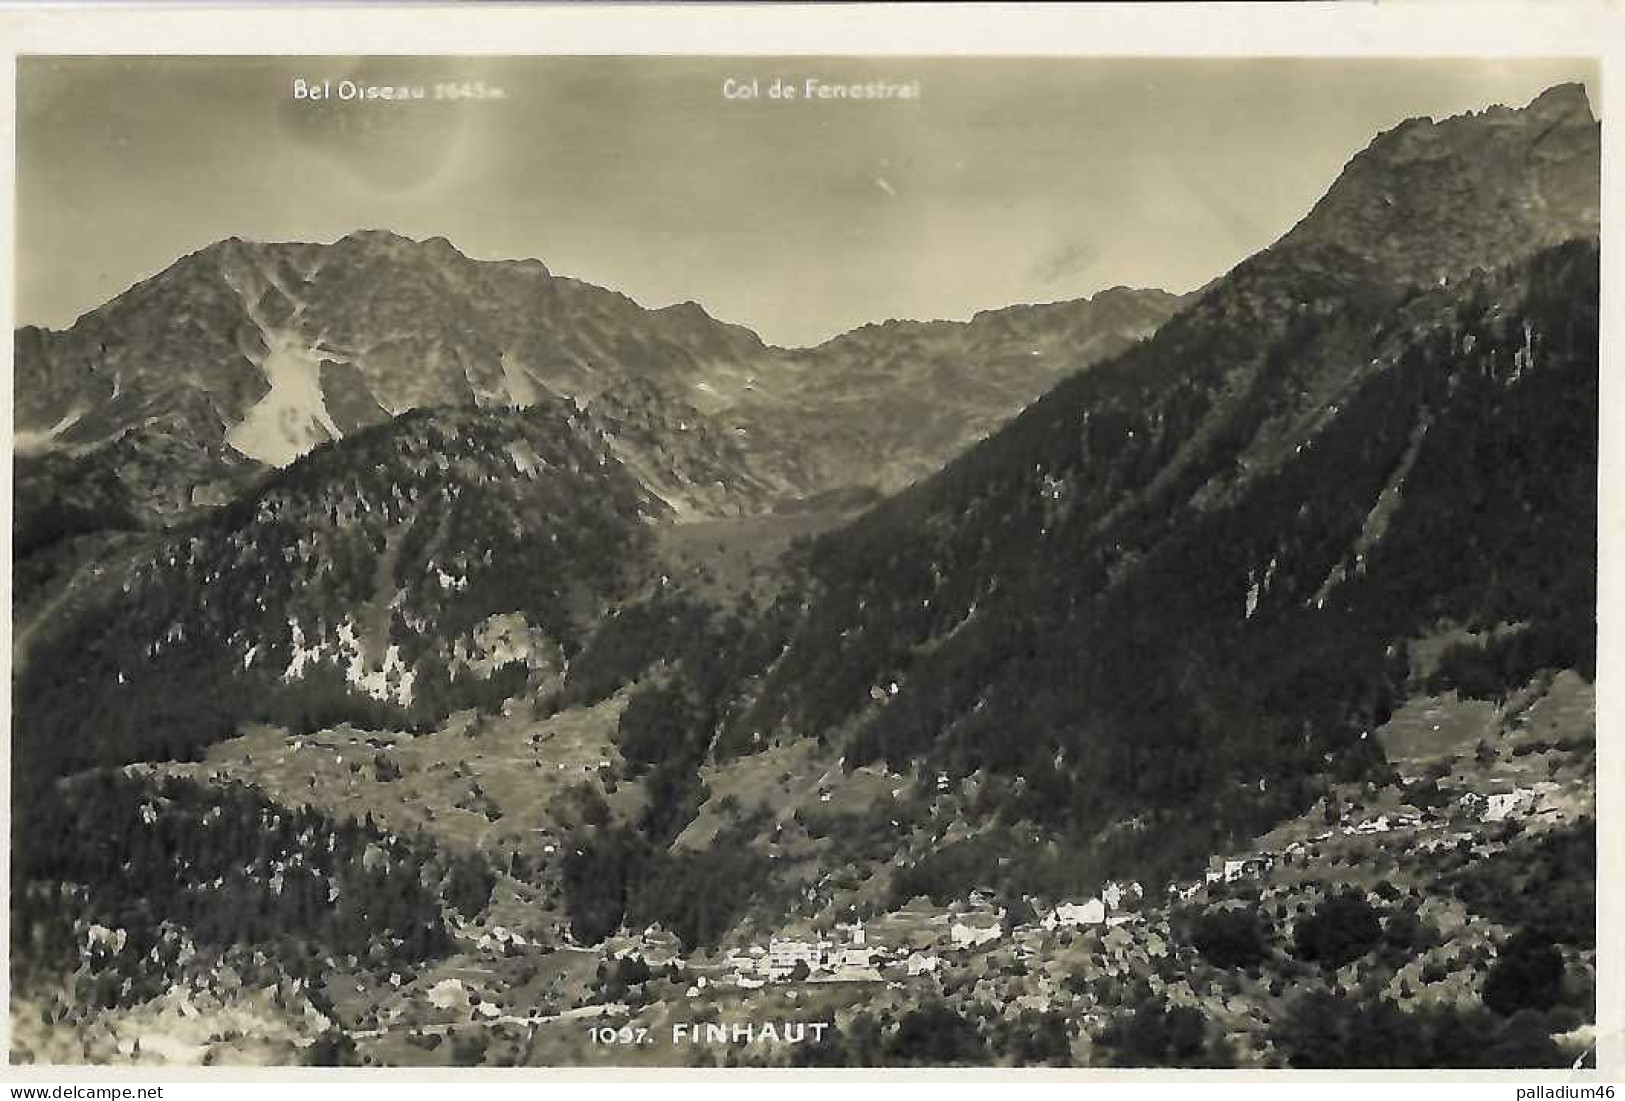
[15,233,1185,528]
[13,399,666,792]
[1274,81,1598,288]
[557,82,1600,912]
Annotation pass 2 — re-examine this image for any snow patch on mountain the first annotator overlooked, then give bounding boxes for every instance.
[506,440,547,478]
[15,406,85,455]
[227,331,343,466]
[499,351,539,408]
[450,613,564,677]
[222,252,344,467]
[280,617,415,707]
[1311,410,1434,610]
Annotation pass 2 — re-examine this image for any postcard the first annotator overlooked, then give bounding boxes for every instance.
[1,2,1617,1081]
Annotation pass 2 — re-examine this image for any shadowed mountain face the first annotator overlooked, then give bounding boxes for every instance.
[14,231,1186,530]
[568,82,1599,898]
[13,400,667,792]
[1274,82,1598,287]
[700,241,1595,854]
[732,286,1186,493]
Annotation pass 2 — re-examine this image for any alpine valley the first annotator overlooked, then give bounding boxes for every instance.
[10,83,1599,1069]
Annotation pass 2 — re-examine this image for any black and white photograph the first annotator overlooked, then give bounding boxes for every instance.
[5,40,1606,1073]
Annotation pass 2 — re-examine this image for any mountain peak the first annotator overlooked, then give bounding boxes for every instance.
[656,299,714,321]
[1275,81,1599,288]
[1527,81,1594,122]
[339,228,418,246]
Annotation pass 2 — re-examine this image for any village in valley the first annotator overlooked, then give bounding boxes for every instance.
[9,654,1594,1069]
[10,655,1594,1069]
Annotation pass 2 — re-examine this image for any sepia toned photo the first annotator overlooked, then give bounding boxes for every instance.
[8,51,1602,1071]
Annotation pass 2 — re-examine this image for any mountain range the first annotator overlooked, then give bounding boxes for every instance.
[11,81,1600,982]
[546,80,1598,920]
[14,228,1184,538]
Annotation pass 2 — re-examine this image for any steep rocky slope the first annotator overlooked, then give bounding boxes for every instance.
[1275,82,1598,288]
[575,83,1599,911]
[13,399,666,793]
[16,233,1183,530]
[731,286,1185,493]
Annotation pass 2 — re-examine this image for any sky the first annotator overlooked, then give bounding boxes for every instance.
[16,56,1599,347]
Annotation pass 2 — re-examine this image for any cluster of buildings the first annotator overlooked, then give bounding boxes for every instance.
[723,928,987,987]
[573,775,1573,1003]
[472,924,532,956]
[593,779,1573,999]
[711,882,1154,988]
[1161,776,1570,906]
[724,922,882,985]
[1459,785,1550,822]
[1040,880,1144,931]
[1173,806,1426,900]
[719,899,1017,987]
